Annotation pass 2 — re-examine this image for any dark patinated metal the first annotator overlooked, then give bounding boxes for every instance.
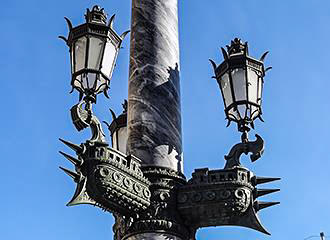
[210,38,272,138]
[59,6,129,101]
[59,8,280,239]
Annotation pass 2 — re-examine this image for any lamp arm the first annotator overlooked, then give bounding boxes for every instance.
[70,100,106,143]
[224,134,264,169]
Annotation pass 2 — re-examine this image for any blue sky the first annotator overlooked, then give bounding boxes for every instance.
[1,0,330,239]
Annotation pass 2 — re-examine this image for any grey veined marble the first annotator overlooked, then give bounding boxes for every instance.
[127,0,183,173]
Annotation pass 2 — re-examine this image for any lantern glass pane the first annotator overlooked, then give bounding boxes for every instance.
[88,37,104,70]
[112,127,128,154]
[247,68,258,104]
[231,68,246,101]
[74,37,87,72]
[237,105,247,119]
[101,40,117,78]
[220,73,233,108]
[70,50,74,74]
[112,132,117,149]
[79,73,98,91]
[117,127,128,154]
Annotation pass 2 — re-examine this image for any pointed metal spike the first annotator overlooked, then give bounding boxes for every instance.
[258,115,265,122]
[221,47,229,60]
[59,166,80,182]
[209,59,217,71]
[108,14,116,28]
[109,109,117,120]
[260,51,269,62]
[64,17,73,30]
[254,201,280,211]
[59,151,82,166]
[255,188,280,198]
[58,36,68,44]
[265,66,272,72]
[120,30,130,40]
[69,86,74,94]
[252,176,281,185]
[103,121,110,128]
[226,120,231,127]
[59,138,84,154]
[103,89,110,99]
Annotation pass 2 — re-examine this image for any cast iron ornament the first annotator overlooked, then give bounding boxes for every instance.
[59,16,280,239]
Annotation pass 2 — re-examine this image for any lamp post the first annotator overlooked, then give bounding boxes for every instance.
[59,3,280,240]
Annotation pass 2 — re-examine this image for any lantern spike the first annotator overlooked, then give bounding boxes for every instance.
[221,47,229,60]
[258,115,265,122]
[265,66,272,72]
[120,30,130,40]
[226,120,231,127]
[209,59,217,71]
[59,151,82,166]
[260,51,269,62]
[103,120,110,128]
[59,166,81,182]
[59,138,84,154]
[64,17,73,31]
[69,86,74,94]
[109,109,117,120]
[103,89,110,99]
[252,176,281,185]
[255,188,280,198]
[58,36,68,44]
[108,14,116,28]
[254,201,280,212]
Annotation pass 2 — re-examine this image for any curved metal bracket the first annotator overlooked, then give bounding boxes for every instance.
[224,134,264,169]
[70,100,106,143]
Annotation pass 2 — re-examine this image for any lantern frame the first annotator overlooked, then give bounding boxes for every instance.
[60,6,129,102]
[211,38,270,134]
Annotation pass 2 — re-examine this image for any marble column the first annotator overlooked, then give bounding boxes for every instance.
[127,0,183,173]
[125,0,185,239]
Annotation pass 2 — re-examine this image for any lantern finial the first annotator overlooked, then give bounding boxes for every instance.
[85,5,107,24]
[226,38,248,56]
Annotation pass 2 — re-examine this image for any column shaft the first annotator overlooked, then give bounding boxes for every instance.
[127,0,183,173]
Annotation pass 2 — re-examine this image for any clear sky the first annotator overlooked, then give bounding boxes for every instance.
[1,0,330,240]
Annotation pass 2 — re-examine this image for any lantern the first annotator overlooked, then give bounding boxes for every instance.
[60,5,129,102]
[210,38,271,135]
[106,100,128,154]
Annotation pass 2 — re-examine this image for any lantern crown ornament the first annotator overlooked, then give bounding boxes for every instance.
[210,38,271,142]
[59,5,130,103]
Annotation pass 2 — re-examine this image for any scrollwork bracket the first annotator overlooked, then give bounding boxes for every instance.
[224,134,264,169]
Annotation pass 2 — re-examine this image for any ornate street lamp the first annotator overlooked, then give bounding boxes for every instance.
[59,5,129,102]
[59,6,129,143]
[210,38,271,142]
[59,5,280,239]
